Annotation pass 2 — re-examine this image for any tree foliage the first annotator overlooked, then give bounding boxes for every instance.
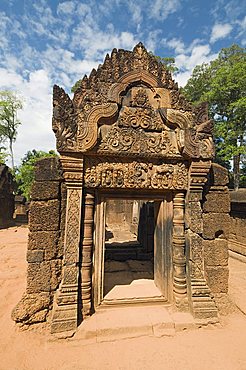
[0,145,8,165]
[71,79,82,93]
[149,54,179,74]
[15,149,58,200]
[0,91,23,168]
[182,44,246,189]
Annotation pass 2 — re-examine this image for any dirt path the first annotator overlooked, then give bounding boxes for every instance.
[0,226,246,370]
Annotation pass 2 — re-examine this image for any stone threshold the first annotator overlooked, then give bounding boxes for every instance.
[69,305,196,344]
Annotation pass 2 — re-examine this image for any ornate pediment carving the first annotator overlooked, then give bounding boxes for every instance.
[52,43,214,161]
[98,126,180,158]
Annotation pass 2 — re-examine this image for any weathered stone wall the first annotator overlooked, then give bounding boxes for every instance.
[202,163,230,309]
[12,157,66,327]
[106,199,134,226]
[229,189,246,256]
[0,164,14,227]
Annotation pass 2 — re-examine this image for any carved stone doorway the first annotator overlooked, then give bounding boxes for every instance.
[93,191,173,308]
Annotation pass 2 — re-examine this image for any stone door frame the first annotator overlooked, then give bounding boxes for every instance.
[92,190,175,309]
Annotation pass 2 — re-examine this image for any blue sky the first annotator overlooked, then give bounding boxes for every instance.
[0,0,245,165]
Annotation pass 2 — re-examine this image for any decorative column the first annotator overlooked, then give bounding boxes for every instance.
[173,192,188,309]
[80,190,94,317]
[51,155,83,334]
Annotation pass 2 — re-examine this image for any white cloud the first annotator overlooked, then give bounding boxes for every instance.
[166,38,185,54]
[128,1,142,27]
[210,23,233,43]
[166,41,218,87]
[0,67,55,166]
[149,0,181,20]
[145,30,162,53]
[57,1,77,15]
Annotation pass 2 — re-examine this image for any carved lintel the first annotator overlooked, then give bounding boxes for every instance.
[51,157,83,334]
[84,159,188,190]
[173,192,188,309]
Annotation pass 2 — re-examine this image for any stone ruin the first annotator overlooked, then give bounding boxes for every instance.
[12,43,231,333]
[0,164,14,227]
[229,189,246,257]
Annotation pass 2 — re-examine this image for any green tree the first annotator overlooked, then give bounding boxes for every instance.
[182,44,246,190]
[15,149,58,200]
[148,52,178,74]
[71,79,82,93]
[0,145,8,165]
[0,91,23,169]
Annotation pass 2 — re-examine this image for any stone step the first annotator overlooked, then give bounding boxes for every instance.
[72,305,195,343]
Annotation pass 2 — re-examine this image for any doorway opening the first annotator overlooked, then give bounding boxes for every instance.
[94,193,173,307]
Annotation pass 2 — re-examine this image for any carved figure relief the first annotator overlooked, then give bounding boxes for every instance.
[84,158,188,190]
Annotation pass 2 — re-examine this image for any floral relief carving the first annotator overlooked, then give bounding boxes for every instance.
[98,126,180,157]
[64,188,81,264]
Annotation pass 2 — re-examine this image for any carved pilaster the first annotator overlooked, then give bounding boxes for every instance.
[186,160,218,323]
[51,156,83,334]
[173,192,188,309]
[80,190,95,316]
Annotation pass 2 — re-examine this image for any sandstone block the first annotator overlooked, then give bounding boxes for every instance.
[35,157,62,182]
[27,250,44,263]
[29,200,60,231]
[211,163,229,186]
[205,266,229,293]
[26,262,51,293]
[61,181,67,199]
[28,231,62,259]
[203,239,228,266]
[203,192,230,213]
[11,292,50,324]
[203,213,230,240]
[31,181,60,201]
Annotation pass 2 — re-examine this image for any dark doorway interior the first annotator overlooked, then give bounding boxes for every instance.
[103,198,163,302]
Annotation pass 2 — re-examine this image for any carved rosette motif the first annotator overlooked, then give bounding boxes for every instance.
[84,159,188,190]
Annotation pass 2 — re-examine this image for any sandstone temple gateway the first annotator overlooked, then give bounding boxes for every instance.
[12,43,231,334]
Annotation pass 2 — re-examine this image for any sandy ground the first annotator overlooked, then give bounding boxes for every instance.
[1,226,246,370]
